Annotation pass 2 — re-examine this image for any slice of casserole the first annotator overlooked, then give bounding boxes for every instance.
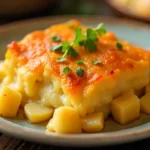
[1,20,150,119]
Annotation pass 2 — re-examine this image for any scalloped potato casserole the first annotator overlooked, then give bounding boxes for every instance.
[0,20,150,134]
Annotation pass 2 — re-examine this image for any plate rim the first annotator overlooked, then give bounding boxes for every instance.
[0,15,150,147]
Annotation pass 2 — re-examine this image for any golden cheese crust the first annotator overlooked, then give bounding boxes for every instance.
[3,20,150,116]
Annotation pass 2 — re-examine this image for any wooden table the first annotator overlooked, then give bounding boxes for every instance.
[0,0,150,149]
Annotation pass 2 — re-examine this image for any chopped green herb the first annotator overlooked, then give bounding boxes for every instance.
[76,60,84,65]
[56,57,67,62]
[63,67,72,75]
[92,60,102,65]
[67,47,78,58]
[83,28,98,52]
[62,42,78,58]
[52,36,61,42]
[76,67,84,77]
[51,23,107,62]
[56,42,78,63]
[86,29,98,41]
[50,32,61,42]
[84,39,97,52]
[95,23,107,36]
[116,42,123,50]
[73,28,84,46]
[50,32,56,38]
[62,42,70,53]
[50,44,62,52]
[79,40,85,46]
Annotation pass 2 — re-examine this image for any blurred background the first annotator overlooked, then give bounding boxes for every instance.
[0,0,150,25]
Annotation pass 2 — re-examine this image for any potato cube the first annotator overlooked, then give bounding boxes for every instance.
[46,118,55,132]
[111,92,140,125]
[0,87,22,117]
[140,93,150,114]
[53,106,82,134]
[24,102,53,123]
[81,112,104,133]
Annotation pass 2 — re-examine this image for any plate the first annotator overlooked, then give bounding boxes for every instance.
[0,16,150,147]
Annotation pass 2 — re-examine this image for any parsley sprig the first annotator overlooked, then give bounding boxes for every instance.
[57,42,78,62]
[78,23,107,53]
[50,23,107,62]
[63,67,72,75]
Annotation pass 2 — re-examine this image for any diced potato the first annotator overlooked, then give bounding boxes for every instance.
[99,104,111,120]
[111,92,140,125]
[81,112,104,133]
[53,106,82,134]
[0,87,22,117]
[140,93,150,114]
[24,102,53,123]
[46,118,55,132]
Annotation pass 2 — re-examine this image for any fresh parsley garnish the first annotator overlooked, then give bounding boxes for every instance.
[84,39,97,52]
[56,42,78,62]
[78,24,107,53]
[50,32,61,42]
[76,60,84,65]
[84,29,98,52]
[92,60,102,65]
[56,57,67,62]
[116,42,123,50]
[52,36,61,42]
[76,67,84,77]
[63,42,78,57]
[86,29,98,41]
[50,23,107,62]
[73,28,84,46]
[50,44,62,52]
[63,67,72,75]
[95,23,107,36]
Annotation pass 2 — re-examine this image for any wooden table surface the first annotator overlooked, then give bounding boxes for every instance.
[0,0,150,149]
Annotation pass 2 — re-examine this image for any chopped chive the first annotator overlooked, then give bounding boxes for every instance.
[76,60,84,65]
[56,57,67,62]
[50,44,62,52]
[50,32,61,42]
[92,60,101,65]
[116,42,123,50]
[76,67,84,77]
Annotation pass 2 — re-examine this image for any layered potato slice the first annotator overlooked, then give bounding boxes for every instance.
[0,20,150,133]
